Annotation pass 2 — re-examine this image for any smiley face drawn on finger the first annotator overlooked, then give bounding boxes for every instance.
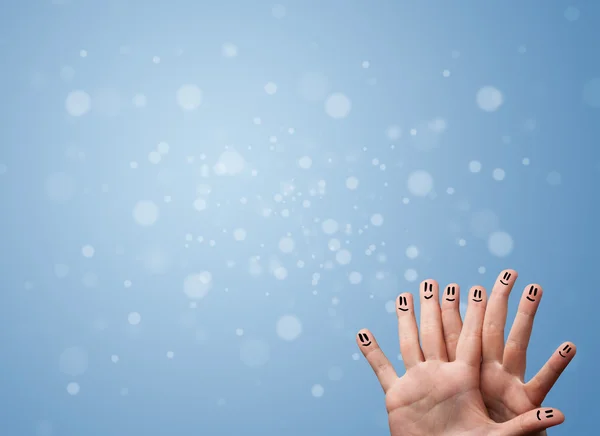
[398,295,409,311]
[536,409,555,420]
[559,344,573,358]
[526,285,538,302]
[423,281,434,299]
[499,271,512,286]
[472,288,483,302]
[358,332,372,346]
[445,286,456,302]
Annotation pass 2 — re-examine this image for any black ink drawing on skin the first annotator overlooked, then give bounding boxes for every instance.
[500,271,511,285]
[358,332,372,346]
[537,409,554,420]
[526,285,538,302]
[445,286,456,301]
[559,344,573,358]
[423,282,434,299]
[472,289,483,302]
[398,295,409,311]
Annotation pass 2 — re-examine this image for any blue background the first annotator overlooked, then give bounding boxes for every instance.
[0,1,598,435]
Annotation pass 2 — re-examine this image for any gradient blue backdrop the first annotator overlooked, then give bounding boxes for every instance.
[0,1,598,435]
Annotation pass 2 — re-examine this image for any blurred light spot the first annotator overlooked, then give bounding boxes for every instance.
[276,315,302,341]
[311,384,324,398]
[184,272,212,299]
[492,168,505,181]
[405,245,419,259]
[264,82,278,95]
[176,84,202,110]
[407,170,433,197]
[221,43,238,58]
[66,382,80,396]
[349,271,362,284]
[128,312,141,325]
[325,93,351,119]
[81,245,95,258]
[469,160,482,173]
[133,200,159,226]
[404,269,418,282]
[279,236,295,253]
[65,90,91,116]
[370,214,384,226]
[476,86,503,112]
[298,156,312,169]
[488,231,514,257]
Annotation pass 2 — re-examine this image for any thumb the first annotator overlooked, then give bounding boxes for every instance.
[499,407,565,436]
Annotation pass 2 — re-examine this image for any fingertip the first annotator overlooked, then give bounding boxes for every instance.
[557,341,577,360]
[441,285,460,303]
[468,285,487,305]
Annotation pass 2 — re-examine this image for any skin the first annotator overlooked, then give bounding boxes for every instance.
[357,276,568,436]
[442,270,576,436]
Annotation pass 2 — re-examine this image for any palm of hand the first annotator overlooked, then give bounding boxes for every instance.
[386,361,489,435]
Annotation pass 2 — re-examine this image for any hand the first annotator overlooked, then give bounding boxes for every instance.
[440,270,575,436]
[357,279,565,436]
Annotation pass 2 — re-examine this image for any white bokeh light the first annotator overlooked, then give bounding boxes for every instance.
[370,214,384,226]
[469,160,482,173]
[404,269,418,282]
[345,176,359,190]
[264,82,277,95]
[276,315,302,341]
[184,272,213,299]
[324,93,351,119]
[66,382,80,396]
[311,384,324,398]
[476,86,503,112]
[407,170,433,197]
[278,237,295,253]
[349,271,362,284]
[133,200,159,226]
[298,156,312,169]
[406,245,419,259]
[176,84,203,110]
[81,245,94,258]
[128,312,141,325]
[321,219,339,235]
[221,43,238,58]
[488,231,514,257]
[215,150,245,175]
[65,90,91,116]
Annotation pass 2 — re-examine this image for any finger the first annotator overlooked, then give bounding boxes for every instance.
[419,280,447,361]
[356,329,398,392]
[503,284,543,377]
[441,283,462,361]
[482,269,518,363]
[396,293,424,368]
[456,286,487,367]
[499,407,564,436]
[526,342,576,405]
